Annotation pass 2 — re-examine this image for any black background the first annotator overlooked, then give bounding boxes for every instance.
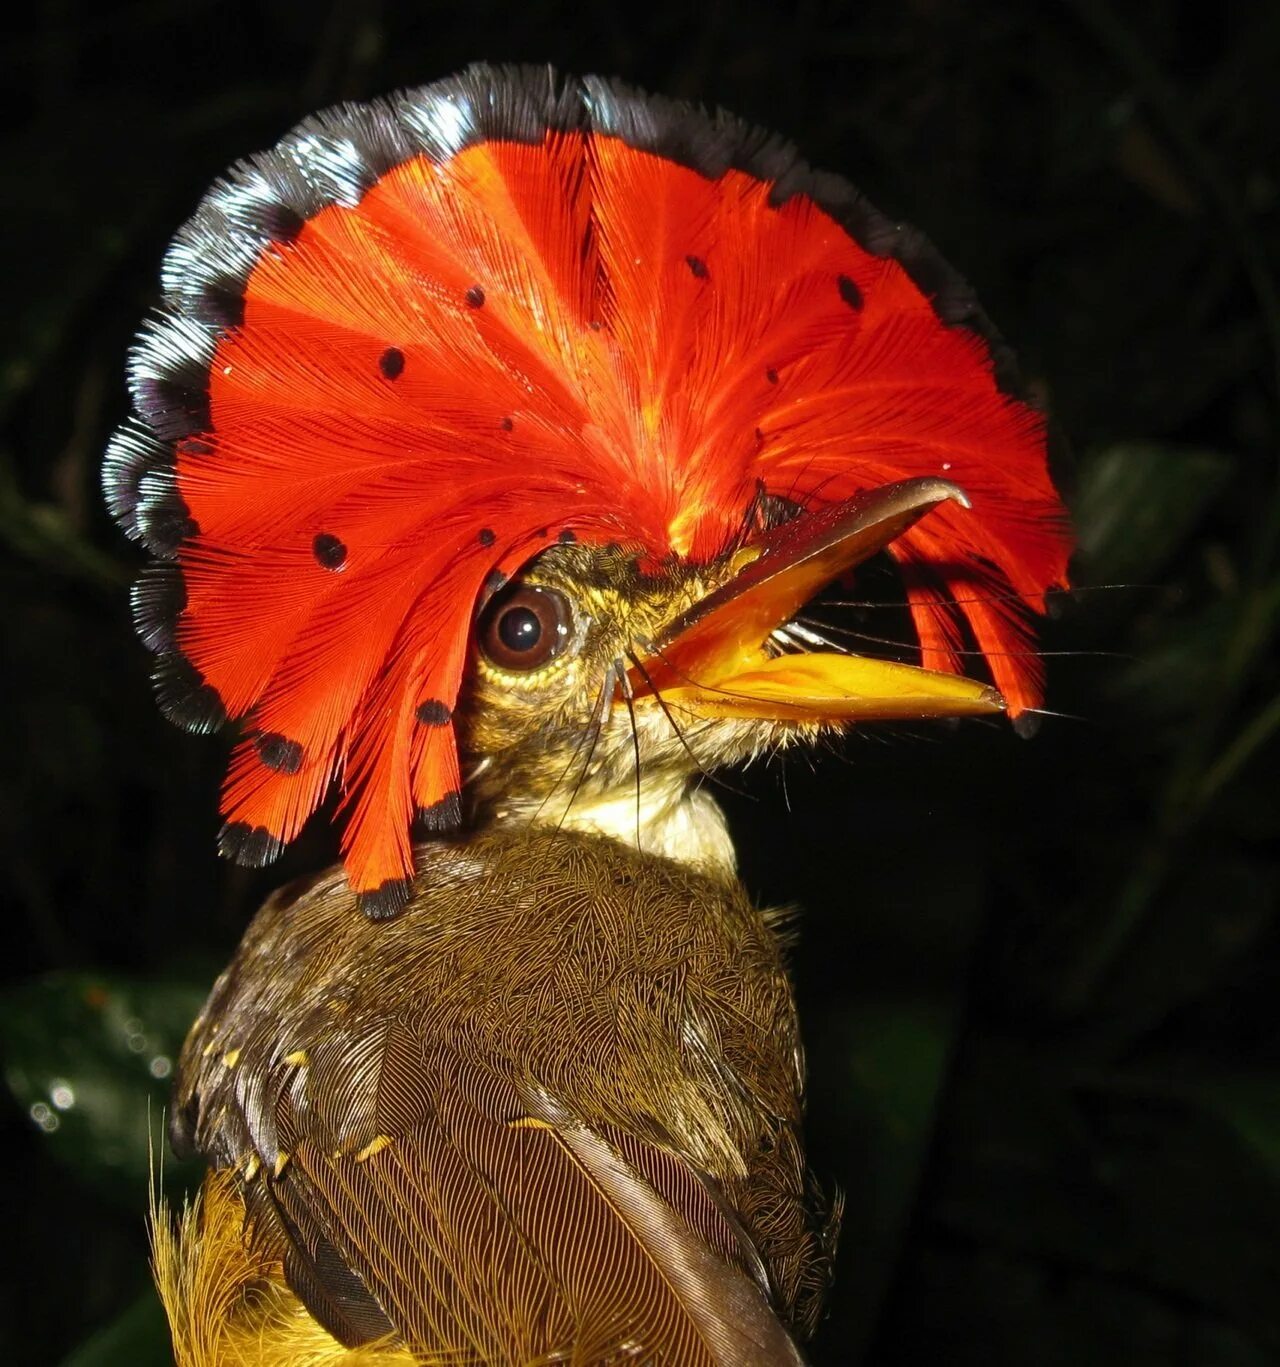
[3,2,1279,1363]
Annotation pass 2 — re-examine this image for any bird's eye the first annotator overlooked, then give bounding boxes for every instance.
[478,584,574,672]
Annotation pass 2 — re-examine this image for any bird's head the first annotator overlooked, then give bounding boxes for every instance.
[461,478,1002,867]
[104,66,1071,915]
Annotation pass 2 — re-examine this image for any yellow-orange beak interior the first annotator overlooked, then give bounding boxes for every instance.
[628,478,1005,723]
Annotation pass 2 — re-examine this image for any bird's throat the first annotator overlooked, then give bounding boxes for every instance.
[491,777,738,878]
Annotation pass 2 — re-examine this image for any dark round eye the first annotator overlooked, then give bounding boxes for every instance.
[478,584,574,671]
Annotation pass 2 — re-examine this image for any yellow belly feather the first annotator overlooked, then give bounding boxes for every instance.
[151,1170,417,1367]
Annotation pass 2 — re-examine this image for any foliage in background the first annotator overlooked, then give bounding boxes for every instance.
[1,2,1277,1362]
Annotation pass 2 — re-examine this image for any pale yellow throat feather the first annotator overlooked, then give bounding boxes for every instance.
[506,777,738,877]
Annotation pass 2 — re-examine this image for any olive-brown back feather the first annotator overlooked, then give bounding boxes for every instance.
[171,829,833,1362]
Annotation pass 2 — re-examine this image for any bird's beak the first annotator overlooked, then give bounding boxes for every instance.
[629,477,1005,722]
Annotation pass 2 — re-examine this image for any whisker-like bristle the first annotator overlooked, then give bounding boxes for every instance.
[614,657,645,852]
[537,662,616,833]
[822,582,1147,613]
[627,648,752,801]
[796,614,1125,661]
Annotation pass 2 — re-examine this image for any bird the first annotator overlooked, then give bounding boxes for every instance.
[106,64,1070,1366]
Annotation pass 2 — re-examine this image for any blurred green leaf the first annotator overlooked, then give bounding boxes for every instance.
[809,997,958,1358]
[0,973,204,1208]
[59,1287,170,1367]
[840,997,952,1211]
[1073,442,1232,585]
[1185,1074,1280,1180]
[1112,593,1237,720]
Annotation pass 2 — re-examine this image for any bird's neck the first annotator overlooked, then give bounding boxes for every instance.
[487,775,738,878]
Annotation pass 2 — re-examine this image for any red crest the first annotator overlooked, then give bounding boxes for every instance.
[105,65,1070,903]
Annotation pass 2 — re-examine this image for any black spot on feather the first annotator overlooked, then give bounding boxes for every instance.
[765,368,779,385]
[837,273,864,310]
[262,203,305,244]
[218,822,285,867]
[153,654,226,734]
[465,285,485,309]
[312,532,347,570]
[135,374,212,442]
[139,494,199,556]
[196,278,247,330]
[415,699,452,726]
[256,732,304,774]
[500,416,514,431]
[478,527,495,547]
[358,878,412,922]
[378,347,404,380]
[558,528,576,544]
[685,254,709,279]
[414,790,462,833]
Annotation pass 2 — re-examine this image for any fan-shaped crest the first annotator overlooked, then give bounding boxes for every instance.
[104,63,1070,906]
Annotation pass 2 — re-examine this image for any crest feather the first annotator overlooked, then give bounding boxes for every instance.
[107,63,1070,899]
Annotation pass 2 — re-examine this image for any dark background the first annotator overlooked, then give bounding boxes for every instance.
[3,2,1279,1362]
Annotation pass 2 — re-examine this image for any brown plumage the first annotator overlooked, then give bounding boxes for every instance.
[162,829,834,1365]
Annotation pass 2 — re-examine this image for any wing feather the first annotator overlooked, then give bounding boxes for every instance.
[267,1070,804,1365]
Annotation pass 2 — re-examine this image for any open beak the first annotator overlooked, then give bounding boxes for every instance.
[628,477,1005,723]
